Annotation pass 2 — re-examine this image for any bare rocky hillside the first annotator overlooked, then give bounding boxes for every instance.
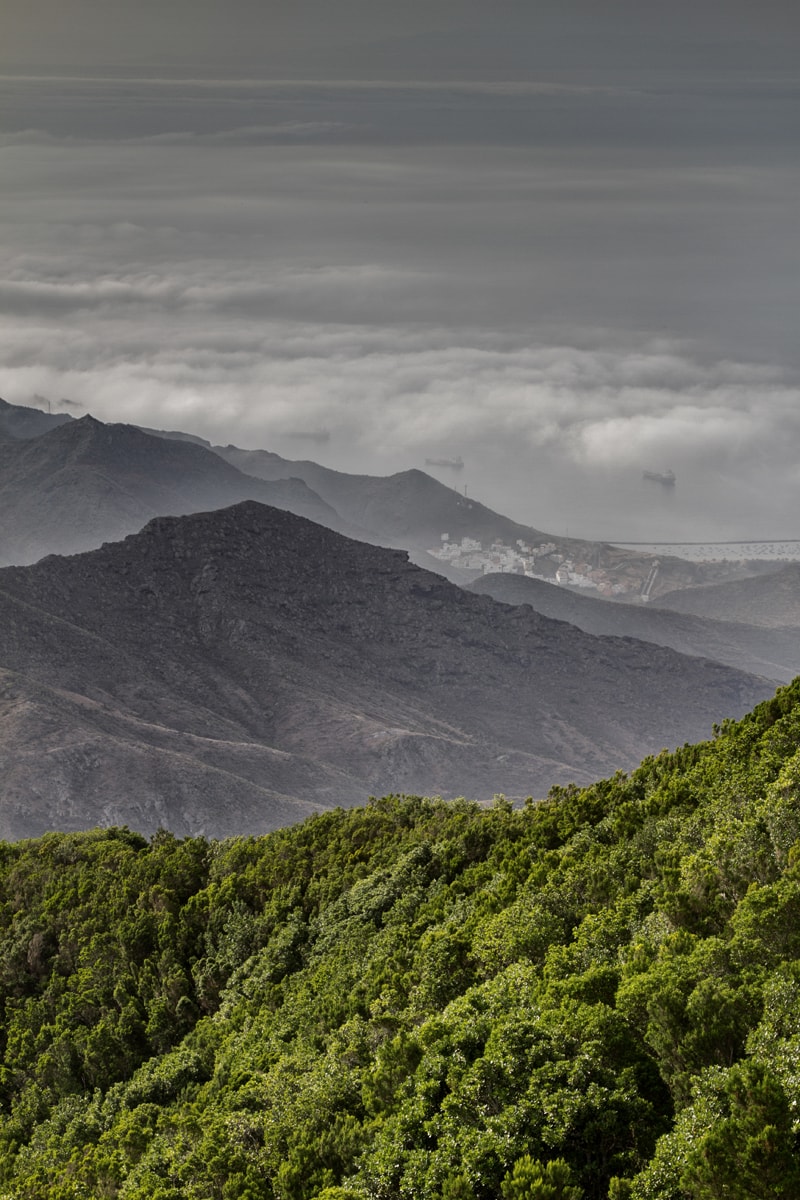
[0,501,772,839]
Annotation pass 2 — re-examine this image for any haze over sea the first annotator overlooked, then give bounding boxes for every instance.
[2,2,799,542]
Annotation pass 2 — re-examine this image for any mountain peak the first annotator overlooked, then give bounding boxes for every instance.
[0,499,772,839]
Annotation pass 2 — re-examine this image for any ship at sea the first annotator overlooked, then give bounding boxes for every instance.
[643,469,676,487]
[425,455,464,470]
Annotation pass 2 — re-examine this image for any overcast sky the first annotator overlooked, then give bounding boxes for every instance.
[2,2,799,540]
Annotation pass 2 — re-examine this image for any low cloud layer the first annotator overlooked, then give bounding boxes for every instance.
[2,76,799,541]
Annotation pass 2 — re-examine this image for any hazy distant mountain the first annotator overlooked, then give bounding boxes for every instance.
[0,396,72,440]
[153,438,703,592]
[218,446,550,546]
[0,403,758,598]
[158,436,766,598]
[143,433,564,583]
[657,564,800,628]
[150,435,561,566]
[469,572,800,683]
[0,501,772,840]
[0,416,347,565]
[0,399,778,605]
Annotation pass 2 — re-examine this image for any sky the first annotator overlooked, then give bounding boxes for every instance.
[1,2,799,542]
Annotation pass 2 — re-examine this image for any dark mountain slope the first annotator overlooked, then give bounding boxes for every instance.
[657,562,800,627]
[470,571,800,682]
[0,416,346,565]
[0,501,772,839]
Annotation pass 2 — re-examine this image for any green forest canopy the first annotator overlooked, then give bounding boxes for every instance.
[2,682,800,1198]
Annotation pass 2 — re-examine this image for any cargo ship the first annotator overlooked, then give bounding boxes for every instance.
[643,469,676,487]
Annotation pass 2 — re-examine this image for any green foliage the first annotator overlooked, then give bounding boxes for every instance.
[502,1155,583,1200]
[1,682,800,1198]
[442,1172,475,1200]
[679,1062,800,1199]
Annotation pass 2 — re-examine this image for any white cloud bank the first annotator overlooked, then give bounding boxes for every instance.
[2,291,798,539]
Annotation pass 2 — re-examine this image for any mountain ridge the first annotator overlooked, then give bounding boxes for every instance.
[156,430,778,598]
[469,571,800,682]
[0,500,772,840]
[0,401,778,605]
[0,415,351,566]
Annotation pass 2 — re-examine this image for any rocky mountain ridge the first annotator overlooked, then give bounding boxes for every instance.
[0,501,772,840]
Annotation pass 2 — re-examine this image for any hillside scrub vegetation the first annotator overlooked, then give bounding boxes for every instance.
[1,682,800,1197]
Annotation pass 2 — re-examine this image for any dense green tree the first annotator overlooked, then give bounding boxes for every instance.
[1,682,800,1197]
[502,1155,583,1200]
[679,1063,800,1199]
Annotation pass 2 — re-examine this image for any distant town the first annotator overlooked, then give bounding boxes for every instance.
[429,534,640,596]
[429,533,800,602]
